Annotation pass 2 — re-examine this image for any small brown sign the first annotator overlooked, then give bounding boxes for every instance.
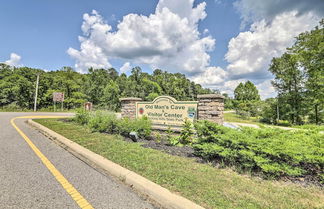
[84,102,93,111]
[53,92,64,102]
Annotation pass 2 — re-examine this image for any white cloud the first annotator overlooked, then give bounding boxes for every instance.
[191,66,227,87]
[156,0,207,26]
[218,0,323,98]
[234,0,324,28]
[203,29,209,35]
[68,0,215,74]
[221,79,246,95]
[119,62,132,73]
[68,0,322,99]
[225,11,319,80]
[4,53,22,67]
[256,80,277,100]
[192,10,320,98]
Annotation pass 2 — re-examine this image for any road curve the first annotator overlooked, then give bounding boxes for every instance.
[0,112,157,209]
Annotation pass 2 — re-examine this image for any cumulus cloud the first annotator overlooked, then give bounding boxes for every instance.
[234,0,324,28]
[68,0,322,99]
[193,5,320,98]
[68,0,215,74]
[225,11,319,80]
[4,53,22,67]
[119,62,132,73]
[256,80,277,99]
[215,0,323,98]
[191,66,227,88]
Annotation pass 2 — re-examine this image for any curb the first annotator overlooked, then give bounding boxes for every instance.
[27,119,205,209]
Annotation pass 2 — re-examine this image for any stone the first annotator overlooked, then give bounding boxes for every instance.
[198,99,212,102]
[197,94,225,99]
[210,111,219,116]
[129,132,139,142]
[119,97,143,101]
[198,106,211,111]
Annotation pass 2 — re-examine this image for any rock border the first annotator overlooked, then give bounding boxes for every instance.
[27,119,205,209]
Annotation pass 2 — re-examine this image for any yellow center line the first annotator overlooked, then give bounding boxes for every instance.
[11,116,94,209]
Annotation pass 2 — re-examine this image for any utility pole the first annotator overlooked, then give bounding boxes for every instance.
[34,74,40,112]
[277,104,280,122]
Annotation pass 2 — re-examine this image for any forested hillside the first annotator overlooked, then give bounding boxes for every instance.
[0,65,212,111]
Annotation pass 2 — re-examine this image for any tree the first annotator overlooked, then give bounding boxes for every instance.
[222,93,234,110]
[233,81,261,117]
[234,83,245,101]
[102,80,120,111]
[85,68,111,105]
[269,53,304,124]
[292,19,324,124]
[234,81,260,102]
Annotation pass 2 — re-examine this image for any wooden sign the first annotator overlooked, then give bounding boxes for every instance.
[136,96,197,129]
[84,102,93,111]
[53,92,64,102]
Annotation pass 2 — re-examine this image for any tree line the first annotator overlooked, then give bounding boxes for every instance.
[0,65,212,111]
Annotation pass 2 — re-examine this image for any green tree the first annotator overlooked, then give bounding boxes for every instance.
[269,53,304,124]
[292,19,324,124]
[222,93,234,110]
[102,80,120,111]
[234,81,261,117]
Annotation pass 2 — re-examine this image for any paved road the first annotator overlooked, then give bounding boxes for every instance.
[0,112,158,209]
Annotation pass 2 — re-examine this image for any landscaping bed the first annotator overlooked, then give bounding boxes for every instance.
[34,115,324,209]
[71,110,324,185]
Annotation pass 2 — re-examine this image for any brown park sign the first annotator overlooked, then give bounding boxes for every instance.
[53,92,64,102]
[136,96,198,128]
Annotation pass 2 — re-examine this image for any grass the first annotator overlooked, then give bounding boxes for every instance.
[35,118,324,209]
[224,112,324,132]
[224,112,263,125]
[292,124,324,132]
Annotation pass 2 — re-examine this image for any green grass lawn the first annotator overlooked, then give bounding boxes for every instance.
[224,112,324,131]
[224,112,263,125]
[35,118,324,209]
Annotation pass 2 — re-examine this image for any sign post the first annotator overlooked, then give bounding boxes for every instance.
[53,92,64,112]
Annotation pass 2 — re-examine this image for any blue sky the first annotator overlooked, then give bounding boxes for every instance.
[0,0,239,70]
[1,0,323,98]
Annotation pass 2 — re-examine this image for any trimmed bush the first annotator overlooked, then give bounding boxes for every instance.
[193,120,324,182]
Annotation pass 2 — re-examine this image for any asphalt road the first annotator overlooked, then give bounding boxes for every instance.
[0,112,158,209]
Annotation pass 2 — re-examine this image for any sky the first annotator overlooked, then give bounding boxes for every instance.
[1,0,323,99]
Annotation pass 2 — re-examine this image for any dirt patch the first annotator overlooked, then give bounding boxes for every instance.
[123,136,204,162]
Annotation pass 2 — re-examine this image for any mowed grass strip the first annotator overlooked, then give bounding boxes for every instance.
[224,112,263,125]
[35,118,324,209]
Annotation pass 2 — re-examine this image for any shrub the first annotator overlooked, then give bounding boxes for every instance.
[178,119,196,145]
[76,110,152,139]
[117,116,151,138]
[131,116,152,138]
[193,120,324,181]
[74,108,90,125]
[88,111,117,133]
